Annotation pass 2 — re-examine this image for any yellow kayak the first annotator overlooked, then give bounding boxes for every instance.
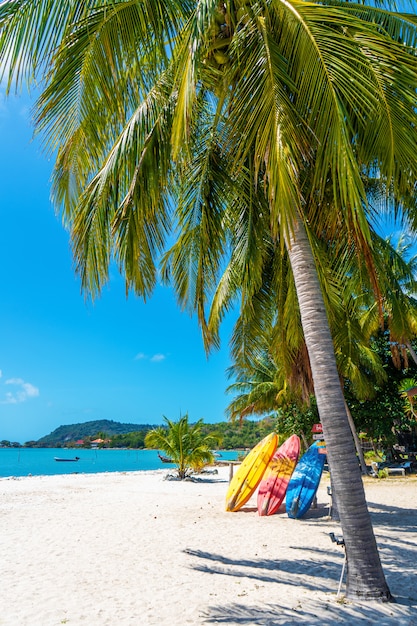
[225,432,278,512]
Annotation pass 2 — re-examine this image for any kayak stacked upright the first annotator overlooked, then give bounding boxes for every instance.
[225,433,326,518]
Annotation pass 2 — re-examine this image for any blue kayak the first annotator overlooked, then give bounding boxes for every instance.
[286,441,326,519]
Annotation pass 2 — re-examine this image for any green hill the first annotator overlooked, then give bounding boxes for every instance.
[25,417,276,449]
[35,419,153,447]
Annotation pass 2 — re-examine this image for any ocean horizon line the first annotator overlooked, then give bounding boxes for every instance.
[0,447,239,479]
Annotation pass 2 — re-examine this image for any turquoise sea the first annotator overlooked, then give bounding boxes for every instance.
[0,448,239,478]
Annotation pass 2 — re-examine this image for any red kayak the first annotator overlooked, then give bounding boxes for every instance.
[257,434,300,516]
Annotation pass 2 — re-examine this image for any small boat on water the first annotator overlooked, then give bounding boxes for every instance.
[54,456,80,462]
[158,452,173,463]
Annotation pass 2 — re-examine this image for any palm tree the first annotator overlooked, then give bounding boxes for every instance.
[226,339,372,474]
[398,377,417,420]
[145,415,221,479]
[2,0,417,601]
[224,228,399,476]
[359,234,417,368]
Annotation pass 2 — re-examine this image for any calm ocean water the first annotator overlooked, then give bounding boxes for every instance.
[0,448,239,478]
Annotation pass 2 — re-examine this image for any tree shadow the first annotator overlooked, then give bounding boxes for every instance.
[184,495,417,624]
[367,501,417,533]
[184,547,342,590]
[201,598,417,625]
[189,476,229,483]
[185,545,417,624]
[164,473,228,483]
[364,501,417,592]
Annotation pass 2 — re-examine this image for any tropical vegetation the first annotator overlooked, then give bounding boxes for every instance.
[145,414,222,478]
[226,235,417,461]
[2,0,417,602]
[348,333,417,449]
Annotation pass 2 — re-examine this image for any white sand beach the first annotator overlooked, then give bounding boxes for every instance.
[0,466,416,626]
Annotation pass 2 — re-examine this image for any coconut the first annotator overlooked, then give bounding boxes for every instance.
[213,50,229,65]
[214,10,226,26]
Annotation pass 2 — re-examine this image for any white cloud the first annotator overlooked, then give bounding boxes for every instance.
[6,377,24,385]
[134,352,167,363]
[1,377,40,404]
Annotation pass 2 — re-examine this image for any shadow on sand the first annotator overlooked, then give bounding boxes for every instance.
[184,547,342,590]
[367,500,417,533]
[201,599,417,625]
[184,545,417,625]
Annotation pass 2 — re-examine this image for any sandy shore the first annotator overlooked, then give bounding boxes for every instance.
[0,467,416,626]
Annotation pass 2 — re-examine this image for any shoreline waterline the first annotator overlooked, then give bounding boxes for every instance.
[0,447,239,478]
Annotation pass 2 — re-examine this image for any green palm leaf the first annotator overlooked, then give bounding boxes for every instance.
[145,415,221,479]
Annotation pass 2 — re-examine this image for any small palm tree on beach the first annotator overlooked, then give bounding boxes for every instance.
[145,415,222,479]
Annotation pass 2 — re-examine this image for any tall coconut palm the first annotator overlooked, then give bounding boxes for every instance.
[2,0,417,601]
[224,229,392,406]
[145,415,221,479]
[218,222,391,476]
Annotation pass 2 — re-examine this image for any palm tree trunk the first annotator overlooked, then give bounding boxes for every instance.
[286,217,392,601]
[328,402,367,518]
[406,341,417,367]
[344,399,368,476]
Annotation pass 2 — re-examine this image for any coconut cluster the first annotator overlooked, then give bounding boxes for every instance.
[206,1,252,68]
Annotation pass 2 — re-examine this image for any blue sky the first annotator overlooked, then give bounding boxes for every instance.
[0,88,236,443]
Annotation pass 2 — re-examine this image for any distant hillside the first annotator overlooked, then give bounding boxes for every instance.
[36,419,154,447]
[28,417,276,449]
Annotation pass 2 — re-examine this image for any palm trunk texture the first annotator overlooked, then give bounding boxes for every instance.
[344,399,368,476]
[286,218,392,601]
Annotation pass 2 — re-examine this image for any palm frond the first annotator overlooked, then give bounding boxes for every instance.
[66,77,175,296]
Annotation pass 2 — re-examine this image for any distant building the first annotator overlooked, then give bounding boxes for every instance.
[91,438,108,449]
